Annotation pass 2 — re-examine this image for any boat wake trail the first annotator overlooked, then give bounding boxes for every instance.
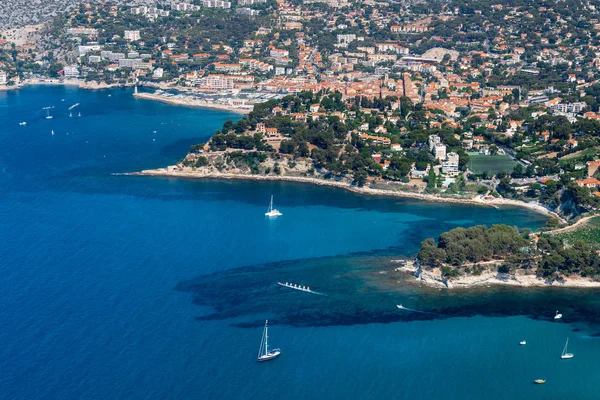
[396,304,439,316]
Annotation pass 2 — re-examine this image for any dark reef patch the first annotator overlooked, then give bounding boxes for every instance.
[177,253,600,328]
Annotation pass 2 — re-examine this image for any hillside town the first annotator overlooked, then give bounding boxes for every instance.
[4,0,600,217]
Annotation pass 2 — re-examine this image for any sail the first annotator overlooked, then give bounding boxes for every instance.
[258,320,268,359]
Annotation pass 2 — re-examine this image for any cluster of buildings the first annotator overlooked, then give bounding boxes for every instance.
[6,0,600,194]
[428,135,460,176]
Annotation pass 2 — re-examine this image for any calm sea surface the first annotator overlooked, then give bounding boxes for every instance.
[1,86,599,399]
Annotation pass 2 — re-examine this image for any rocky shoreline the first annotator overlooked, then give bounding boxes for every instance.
[131,165,561,219]
[394,262,600,289]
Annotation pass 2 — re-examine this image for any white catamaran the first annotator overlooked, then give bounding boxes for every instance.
[257,320,280,362]
[265,195,282,217]
[560,338,574,359]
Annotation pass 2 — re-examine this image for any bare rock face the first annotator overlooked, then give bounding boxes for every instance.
[0,0,159,28]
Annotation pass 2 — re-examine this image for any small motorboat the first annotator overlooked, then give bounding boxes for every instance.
[397,305,405,309]
[534,379,546,384]
[19,121,26,126]
[554,311,562,320]
[520,341,526,345]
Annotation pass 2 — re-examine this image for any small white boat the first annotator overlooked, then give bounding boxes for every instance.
[69,112,72,118]
[397,304,405,309]
[51,130,54,135]
[520,341,526,345]
[554,311,562,320]
[78,112,81,117]
[265,195,282,217]
[561,338,574,359]
[43,106,54,119]
[257,320,280,362]
[19,122,26,126]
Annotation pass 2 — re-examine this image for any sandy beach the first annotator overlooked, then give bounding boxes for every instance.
[132,91,251,114]
[131,166,562,219]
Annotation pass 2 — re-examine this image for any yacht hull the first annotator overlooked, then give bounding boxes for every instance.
[257,351,281,362]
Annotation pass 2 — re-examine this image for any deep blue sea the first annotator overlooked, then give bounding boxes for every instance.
[2,86,600,399]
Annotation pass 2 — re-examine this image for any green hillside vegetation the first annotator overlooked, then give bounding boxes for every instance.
[418,224,600,280]
[551,216,600,249]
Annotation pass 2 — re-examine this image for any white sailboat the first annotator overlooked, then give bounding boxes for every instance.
[257,320,280,362]
[43,106,54,119]
[554,310,563,320]
[560,338,574,359]
[265,195,282,217]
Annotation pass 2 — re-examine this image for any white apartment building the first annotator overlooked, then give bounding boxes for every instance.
[199,75,234,90]
[67,27,98,36]
[78,44,102,57]
[124,30,141,41]
[428,134,441,151]
[153,68,164,78]
[63,65,80,78]
[118,58,142,68]
[238,0,267,4]
[433,143,447,160]
[441,152,460,176]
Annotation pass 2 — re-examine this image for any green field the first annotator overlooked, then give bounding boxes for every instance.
[553,216,600,249]
[467,154,518,175]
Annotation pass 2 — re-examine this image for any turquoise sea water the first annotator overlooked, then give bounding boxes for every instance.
[1,86,600,399]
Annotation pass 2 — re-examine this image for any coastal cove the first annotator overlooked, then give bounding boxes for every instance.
[4,87,600,400]
[134,166,560,218]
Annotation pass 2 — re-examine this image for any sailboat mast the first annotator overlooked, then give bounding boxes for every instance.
[264,320,269,355]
